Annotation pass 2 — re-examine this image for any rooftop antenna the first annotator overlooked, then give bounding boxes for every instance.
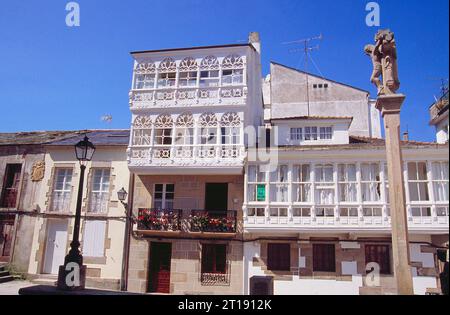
[283,34,323,116]
[428,77,449,98]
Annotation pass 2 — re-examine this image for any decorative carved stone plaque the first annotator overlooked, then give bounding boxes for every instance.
[31,161,45,182]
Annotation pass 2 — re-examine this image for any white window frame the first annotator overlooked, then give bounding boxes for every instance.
[134,73,156,90]
[153,183,175,210]
[407,162,430,202]
[360,163,382,203]
[269,165,289,203]
[292,164,312,203]
[431,161,449,202]
[314,164,335,205]
[338,164,358,203]
[51,168,73,212]
[88,168,111,214]
[248,165,267,203]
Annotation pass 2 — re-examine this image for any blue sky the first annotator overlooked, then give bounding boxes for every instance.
[0,0,448,142]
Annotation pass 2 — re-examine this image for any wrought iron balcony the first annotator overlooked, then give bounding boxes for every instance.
[137,208,182,232]
[189,210,237,234]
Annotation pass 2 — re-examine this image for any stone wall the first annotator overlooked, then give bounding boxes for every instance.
[127,237,243,295]
[244,234,444,295]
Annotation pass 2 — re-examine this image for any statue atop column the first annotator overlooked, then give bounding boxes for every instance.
[364,29,400,95]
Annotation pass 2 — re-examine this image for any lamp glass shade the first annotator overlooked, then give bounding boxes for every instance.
[75,136,96,162]
[117,188,128,202]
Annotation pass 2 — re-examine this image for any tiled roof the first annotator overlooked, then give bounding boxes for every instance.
[271,116,353,121]
[47,130,130,146]
[0,131,82,145]
[277,136,446,151]
[0,130,130,146]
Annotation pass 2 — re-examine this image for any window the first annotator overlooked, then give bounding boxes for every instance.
[174,114,194,158]
[315,164,335,204]
[135,74,155,89]
[199,113,218,157]
[313,244,336,272]
[363,207,382,217]
[270,165,289,202]
[267,243,291,271]
[269,208,288,219]
[88,169,110,213]
[51,168,73,212]
[247,208,265,218]
[365,245,391,275]
[154,115,173,156]
[319,127,333,140]
[340,207,359,217]
[411,206,432,218]
[0,164,22,208]
[153,184,175,210]
[432,162,449,202]
[157,58,177,88]
[82,221,106,257]
[361,163,381,202]
[338,164,357,202]
[290,128,302,141]
[293,164,311,203]
[200,56,220,87]
[407,162,430,202]
[178,57,198,87]
[248,165,266,202]
[132,116,152,146]
[134,62,156,89]
[304,127,318,141]
[222,69,243,85]
[315,207,335,217]
[220,113,241,150]
[201,244,227,274]
[293,207,311,218]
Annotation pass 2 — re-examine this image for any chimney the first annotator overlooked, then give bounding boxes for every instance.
[403,131,409,141]
[249,32,261,54]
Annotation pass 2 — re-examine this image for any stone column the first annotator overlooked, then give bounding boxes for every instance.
[376,94,414,295]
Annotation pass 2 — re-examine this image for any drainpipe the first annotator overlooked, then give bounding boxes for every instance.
[120,172,135,291]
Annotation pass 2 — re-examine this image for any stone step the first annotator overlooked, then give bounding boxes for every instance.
[31,278,57,286]
[0,271,9,277]
[0,275,14,284]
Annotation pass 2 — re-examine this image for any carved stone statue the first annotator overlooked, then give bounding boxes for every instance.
[364,29,400,95]
[31,161,45,182]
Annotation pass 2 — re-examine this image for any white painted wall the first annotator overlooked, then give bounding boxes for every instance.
[243,240,440,295]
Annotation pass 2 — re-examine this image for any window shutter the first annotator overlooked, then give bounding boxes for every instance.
[83,221,106,257]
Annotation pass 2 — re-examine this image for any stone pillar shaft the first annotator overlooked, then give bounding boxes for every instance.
[376,94,414,295]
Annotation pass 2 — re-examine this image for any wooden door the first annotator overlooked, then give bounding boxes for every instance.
[148,242,172,293]
[43,220,68,274]
[0,217,15,262]
[1,164,22,208]
[205,183,228,213]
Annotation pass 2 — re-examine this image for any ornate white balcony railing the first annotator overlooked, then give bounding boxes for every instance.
[129,86,248,109]
[129,144,246,167]
[244,205,449,230]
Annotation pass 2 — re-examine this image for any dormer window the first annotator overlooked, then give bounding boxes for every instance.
[304,127,318,141]
[290,128,302,141]
[289,126,333,142]
[319,127,333,140]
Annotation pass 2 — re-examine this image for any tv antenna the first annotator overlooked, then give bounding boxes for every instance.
[101,115,113,123]
[428,77,449,100]
[283,34,323,116]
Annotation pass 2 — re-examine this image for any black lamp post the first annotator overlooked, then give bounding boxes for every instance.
[57,135,95,291]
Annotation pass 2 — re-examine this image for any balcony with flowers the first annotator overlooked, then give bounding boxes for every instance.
[189,210,238,237]
[137,208,182,236]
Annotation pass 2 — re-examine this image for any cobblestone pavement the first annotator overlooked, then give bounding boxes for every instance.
[0,280,34,295]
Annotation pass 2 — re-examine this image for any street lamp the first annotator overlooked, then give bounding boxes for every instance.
[57,135,95,291]
[117,187,128,206]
